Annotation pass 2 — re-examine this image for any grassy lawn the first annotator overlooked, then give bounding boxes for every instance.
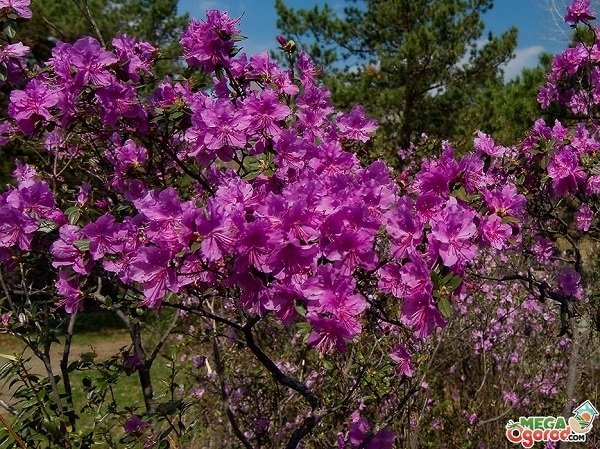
[0,311,177,440]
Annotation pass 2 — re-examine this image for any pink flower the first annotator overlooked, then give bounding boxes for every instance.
[557,267,583,300]
[565,0,595,24]
[575,203,594,231]
[481,214,513,250]
[180,10,240,72]
[0,0,31,19]
[345,414,395,449]
[130,246,179,308]
[431,201,477,267]
[401,293,446,339]
[336,106,378,142]
[123,416,150,435]
[389,344,414,377]
[532,237,554,263]
[9,79,59,135]
[474,130,506,157]
[306,313,353,353]
[55,270,83,314]
[547,148,586,196]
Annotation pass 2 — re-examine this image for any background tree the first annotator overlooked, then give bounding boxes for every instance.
[22,0,187,71]
[452,54,553,146]
[275,0,518,162]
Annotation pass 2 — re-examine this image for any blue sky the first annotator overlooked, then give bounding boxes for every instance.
[177,0,576,79]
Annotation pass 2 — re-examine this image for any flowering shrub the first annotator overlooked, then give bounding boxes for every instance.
[0,1,598,448]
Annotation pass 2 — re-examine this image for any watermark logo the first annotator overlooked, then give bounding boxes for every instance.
[505,400,598,448]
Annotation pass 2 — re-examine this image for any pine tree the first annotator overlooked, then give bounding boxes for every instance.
[276,0,518,160]
[22,0,187,74]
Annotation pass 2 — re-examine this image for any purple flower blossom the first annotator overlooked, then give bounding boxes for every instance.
[586,174,600,194]
[413,152,459,198]
[267,285,300,324]
[306,313,353,353]
[130,246,179,308]
[378,262,405,298]
[235,220,279,272]
[51,225,93,275]
[70,37,118,87]
[6,179,56,219]
[76,182,90,206]
[575,203,594,231]
[198,98,249,150]
[0,42,29,84]
[0,206,37,250]
[481,214,513,250]
[243,89,290,137]
[0,0,31,19]
[324,229,377,275]
[431,201,477,267]
[112,34,156,81]
[268,240,318,283]
[123,416,150,435]
[482,184,526,217]
[565,0,595,24]
[9,79,58,134]
[83,214,125,260]
[55,270,83,314]
[345,414,395,449]
[194,203,236,262]
[547,148,586,196]
[180,10,240,72]
[336,106,378,142]
[389,344,414,377]
[557,267,583,300]
[95,82,147,128]
[11,160,36,182]
[401,293,446,339]
[385,198,422,259]
[474,130,506,157]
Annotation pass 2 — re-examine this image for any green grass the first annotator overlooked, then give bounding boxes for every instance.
[0,313,177,439]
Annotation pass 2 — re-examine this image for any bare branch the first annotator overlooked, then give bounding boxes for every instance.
[147,310,179,368]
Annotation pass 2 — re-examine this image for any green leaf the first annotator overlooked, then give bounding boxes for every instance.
[0,353,17,362]
[446,275,462,291]
[452,186,468,202]
[441,272,454,285]
[0,362,14,380]
[38,219,58,233]
[294,303,307,317]
[66,206,81,225]
[430,269,442,289]
[437,297,453,318]
[296,321,311,336]
[0,62,7,82]
[3,21,16,39]
[502,215,520,224]
[80,352,97,363]
[73,239,90,252]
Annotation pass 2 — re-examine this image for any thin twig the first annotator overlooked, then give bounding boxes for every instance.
[147,311,179,368]
[242,318,320,409]
[70,0,105,46]
[0,413,27,449]
[60,311,78,429]
[206,300,253,449]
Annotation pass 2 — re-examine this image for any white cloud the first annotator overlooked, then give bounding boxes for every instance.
[502,45,545,81]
